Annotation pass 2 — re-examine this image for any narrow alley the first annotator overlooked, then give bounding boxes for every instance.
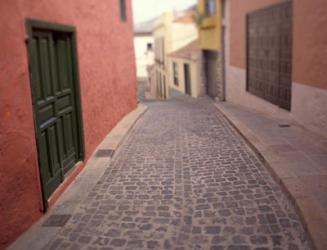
[43,93,311,250]
[2,1,327,249]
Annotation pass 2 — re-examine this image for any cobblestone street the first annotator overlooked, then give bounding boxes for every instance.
[46,95,311,250]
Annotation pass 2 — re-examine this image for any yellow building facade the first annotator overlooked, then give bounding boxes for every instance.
[197,0,222,51]
[196,0,225,100]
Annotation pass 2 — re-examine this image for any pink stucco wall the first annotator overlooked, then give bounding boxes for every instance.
[0,0,137,248]
[292,0,327,89]
[229,0,327,89]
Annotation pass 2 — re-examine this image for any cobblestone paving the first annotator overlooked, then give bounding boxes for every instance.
[137,81,146,102]
[46,96,311,250]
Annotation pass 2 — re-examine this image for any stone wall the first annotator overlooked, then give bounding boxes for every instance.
[201,50,224,101]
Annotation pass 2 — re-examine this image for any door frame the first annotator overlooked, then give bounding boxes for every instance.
[184,63,191,96]
[25,19,85,210]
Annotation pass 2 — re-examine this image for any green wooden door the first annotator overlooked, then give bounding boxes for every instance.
[27,20,84,206]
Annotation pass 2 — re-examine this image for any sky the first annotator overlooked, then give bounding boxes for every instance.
[132,0,197,24]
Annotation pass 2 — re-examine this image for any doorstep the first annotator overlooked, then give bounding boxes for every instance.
[214,102,327,250]
[8,104,148,250]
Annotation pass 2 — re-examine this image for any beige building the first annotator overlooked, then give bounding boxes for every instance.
[150,8,198,99]
[168,41,204,98]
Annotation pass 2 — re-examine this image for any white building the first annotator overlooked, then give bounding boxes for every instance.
[134,19,154,80]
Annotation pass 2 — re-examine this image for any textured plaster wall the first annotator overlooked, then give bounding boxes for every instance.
[0,0,137,248]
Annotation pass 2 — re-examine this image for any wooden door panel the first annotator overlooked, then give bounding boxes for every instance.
[38,37,53,98]
[56,39,70,91]
[32,32,63,198]
[39,132,51,184]
[63,114,74,153]
[47,125,61,175]
[30,39,43,101]
[55,118,65,171]
[38,104,55,125]
[39,129,61,198]
[54,35,79,173]
[57,94,71,111]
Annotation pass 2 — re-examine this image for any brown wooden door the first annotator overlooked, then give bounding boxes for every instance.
[247,1,292,110]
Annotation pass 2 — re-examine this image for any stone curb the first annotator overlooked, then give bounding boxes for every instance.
[213,102,319,250]
[95,103,148,153]
[9,104,149,250]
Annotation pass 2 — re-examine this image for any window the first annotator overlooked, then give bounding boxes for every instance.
[147,43,153,51]
[205,0,216,16]
[173,62,179,86]
[119,0,127,22]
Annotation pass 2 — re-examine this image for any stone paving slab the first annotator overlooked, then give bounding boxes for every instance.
[215,101,327,250]
[35,96,312,250]
[9,104,148,250]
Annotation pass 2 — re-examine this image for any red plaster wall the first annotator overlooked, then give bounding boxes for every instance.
[0,0,137,248]
[229,0,327,89]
